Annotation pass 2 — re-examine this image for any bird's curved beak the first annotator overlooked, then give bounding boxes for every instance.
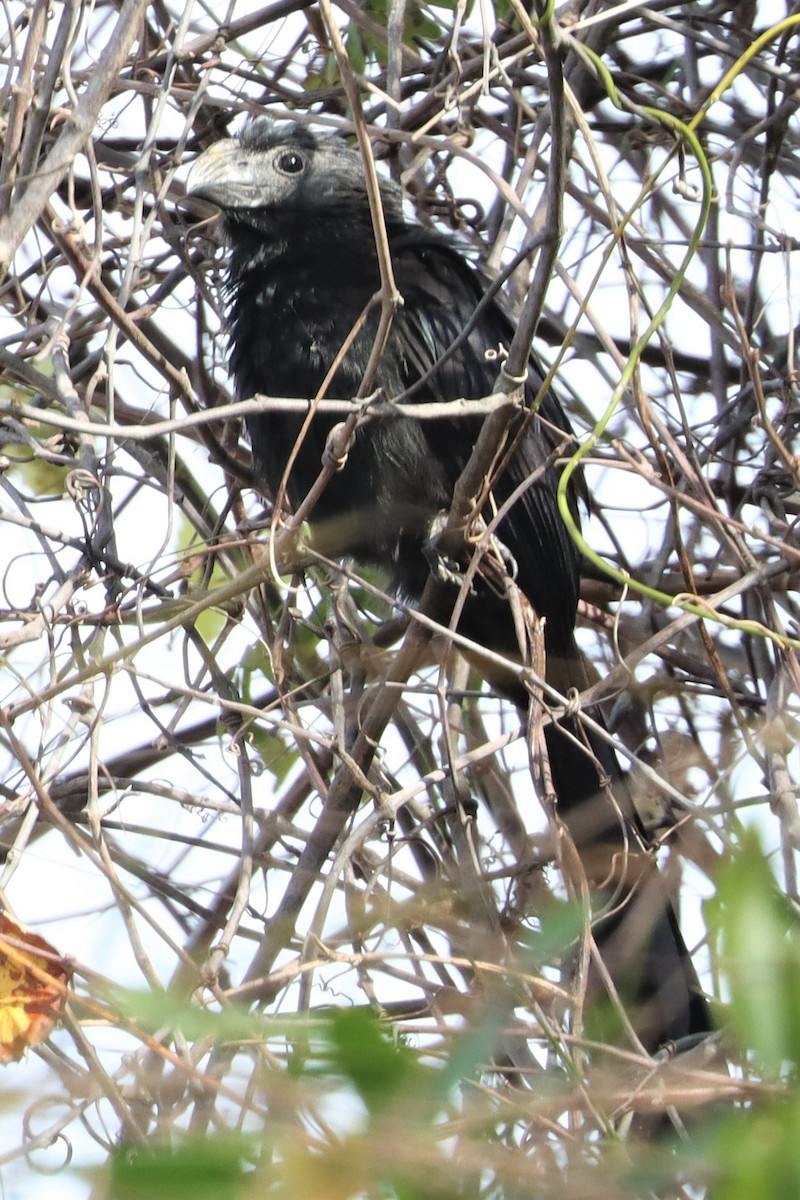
[186,140,263,209]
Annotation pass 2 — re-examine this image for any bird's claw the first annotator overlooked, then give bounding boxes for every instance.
[423,516,477,594]
[491,534,518,581]
[423,515,519,594]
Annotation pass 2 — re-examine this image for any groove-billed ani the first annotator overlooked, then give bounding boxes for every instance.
[187,119,711,1050]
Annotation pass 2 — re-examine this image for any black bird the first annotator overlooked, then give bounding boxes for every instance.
[187,119,711,1050]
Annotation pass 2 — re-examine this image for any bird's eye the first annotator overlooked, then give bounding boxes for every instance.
[276,151,305,175]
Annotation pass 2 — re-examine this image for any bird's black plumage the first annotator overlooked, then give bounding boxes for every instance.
[188,119,711,1050]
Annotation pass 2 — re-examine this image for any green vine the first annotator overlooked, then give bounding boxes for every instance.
[554,16,800,653]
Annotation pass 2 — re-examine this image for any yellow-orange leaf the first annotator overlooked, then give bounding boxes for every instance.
[0,916,71,1063]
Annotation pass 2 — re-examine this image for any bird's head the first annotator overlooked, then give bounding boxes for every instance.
[186,119,403,237]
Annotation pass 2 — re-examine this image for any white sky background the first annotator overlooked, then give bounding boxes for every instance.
[0,1,799,1195]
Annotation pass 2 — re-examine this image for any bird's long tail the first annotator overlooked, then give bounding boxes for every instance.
[541,653,711,1051]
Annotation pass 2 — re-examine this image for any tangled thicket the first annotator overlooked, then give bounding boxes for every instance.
[0,2,799,1196]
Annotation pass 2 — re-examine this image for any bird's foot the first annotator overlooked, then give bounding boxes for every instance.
[423,514,476,593]
[488,532,518,581]
[422,516,518,595]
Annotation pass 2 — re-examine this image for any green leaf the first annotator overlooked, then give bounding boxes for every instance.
[699,1097,800,1200]
[327,1007,416,1114]
[707,829,800,1074]
[345,25,366,75]
[110,988,309,1044]
[519,897,584,966]
[107,1136,252,1200]
[246,724,295,784]
[7,456,68,496]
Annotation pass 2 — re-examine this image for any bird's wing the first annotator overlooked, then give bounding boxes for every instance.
[387,235,582,655]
